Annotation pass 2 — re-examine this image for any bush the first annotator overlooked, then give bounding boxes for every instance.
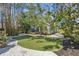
[0,35,7,48]
[72,31,79,41]
[58,29,65,34]
[0,35,7,42]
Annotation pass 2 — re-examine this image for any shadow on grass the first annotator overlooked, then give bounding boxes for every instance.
[45,37,62,43]
[15,34,59,42]
[14,35,45,40]
[43,44,61,51]
[14,35,33,40]
[34,36,44,39]
[43,45,54,50]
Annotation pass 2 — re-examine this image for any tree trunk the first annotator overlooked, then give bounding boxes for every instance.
[47,24,51,34]
[4,4,12,36]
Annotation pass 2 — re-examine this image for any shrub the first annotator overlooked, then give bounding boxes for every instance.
[72,31,79,41]
[0,35,7,48]
[58,29,65,34]
[0,35,7,42]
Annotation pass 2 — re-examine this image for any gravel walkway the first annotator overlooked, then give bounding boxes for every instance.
[0,36,57,56]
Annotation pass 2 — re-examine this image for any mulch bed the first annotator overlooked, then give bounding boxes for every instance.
[0,41,6,48]
[54,49,79,56]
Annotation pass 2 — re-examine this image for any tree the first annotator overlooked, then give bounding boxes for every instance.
[55,3,79,42]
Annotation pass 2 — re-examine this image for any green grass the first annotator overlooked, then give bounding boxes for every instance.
[15,35,63,51]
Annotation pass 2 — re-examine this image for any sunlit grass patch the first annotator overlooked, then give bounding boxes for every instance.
[16,35,63,51]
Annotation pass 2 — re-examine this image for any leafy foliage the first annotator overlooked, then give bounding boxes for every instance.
[0,35,7,42]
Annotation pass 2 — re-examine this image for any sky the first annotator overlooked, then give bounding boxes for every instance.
[40,3,57,11]
[16,3,57,12]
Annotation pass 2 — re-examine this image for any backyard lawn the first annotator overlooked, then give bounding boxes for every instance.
[15,35,63,51]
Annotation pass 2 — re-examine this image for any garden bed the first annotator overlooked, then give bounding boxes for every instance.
[55,49,79,56]
[0,41,6,48]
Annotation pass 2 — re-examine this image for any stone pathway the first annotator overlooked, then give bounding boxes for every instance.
[0,36,57,56]
[0,45,57,56]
